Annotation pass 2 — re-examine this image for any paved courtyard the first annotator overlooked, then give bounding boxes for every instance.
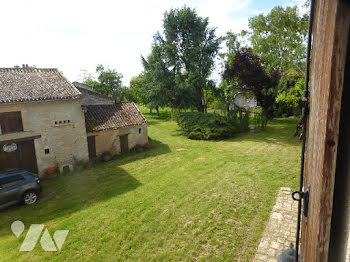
[253,187,298,262]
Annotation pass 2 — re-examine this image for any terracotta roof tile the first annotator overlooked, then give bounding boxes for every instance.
[85,102,147,132]
[0,68,81,104]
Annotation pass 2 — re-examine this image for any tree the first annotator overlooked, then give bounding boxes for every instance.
[219,31,241,65]
[142,6,220,112]
[216,31,243,113]
[248,6,308,74]
[224,48,280,119]
[128,75,145,104]
[83,65,123,102]
[141,42,175,114]
[275,69,304,115]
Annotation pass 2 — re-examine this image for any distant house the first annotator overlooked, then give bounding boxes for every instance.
[73,82,148,159]
[0,70,148,176]
[232,91,257,108]
[0,67,89,174]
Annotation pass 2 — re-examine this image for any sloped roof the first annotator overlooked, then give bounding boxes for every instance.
[0,68,81,104]
[85,102,147,132]
[72,81,94,91]
[72,82,115,106]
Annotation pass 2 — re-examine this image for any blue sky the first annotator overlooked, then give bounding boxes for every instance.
[0,0,305,85]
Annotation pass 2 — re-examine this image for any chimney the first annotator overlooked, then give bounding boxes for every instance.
[22,64,25,68]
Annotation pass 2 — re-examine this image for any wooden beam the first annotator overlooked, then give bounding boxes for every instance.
[301,0,350,261]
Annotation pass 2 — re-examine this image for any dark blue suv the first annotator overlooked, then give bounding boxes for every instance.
[0,169,41,209]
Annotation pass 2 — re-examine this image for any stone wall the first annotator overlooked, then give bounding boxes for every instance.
[0,99,89,175]
[88,124,148,156]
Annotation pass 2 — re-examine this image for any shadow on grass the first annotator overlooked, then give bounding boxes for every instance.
[0,138,173,229]
[239,117,300,146]
[0,165,141,233]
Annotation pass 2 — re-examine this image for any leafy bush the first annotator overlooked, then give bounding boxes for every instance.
[177,112,235,140]
[251,107,267,129]
[227,108,250,132]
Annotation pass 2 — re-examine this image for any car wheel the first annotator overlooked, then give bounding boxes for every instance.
[23,191,38,205]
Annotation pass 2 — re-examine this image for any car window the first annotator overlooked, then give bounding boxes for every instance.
[0,175,25,189]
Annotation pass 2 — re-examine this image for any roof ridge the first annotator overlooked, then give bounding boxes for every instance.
[0,68,81,104]
[0,68,58,72]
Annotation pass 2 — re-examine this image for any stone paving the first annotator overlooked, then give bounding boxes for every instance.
[252,187,298,262]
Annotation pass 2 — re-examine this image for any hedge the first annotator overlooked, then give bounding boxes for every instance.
[176,109,250,140]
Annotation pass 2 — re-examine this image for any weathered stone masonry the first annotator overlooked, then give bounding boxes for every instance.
[0,100,89,174]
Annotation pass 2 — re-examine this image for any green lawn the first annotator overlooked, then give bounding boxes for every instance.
[0,113,300,261]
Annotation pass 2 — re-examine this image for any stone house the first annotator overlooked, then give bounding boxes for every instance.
[0,67,89,174]
[72,82,148,158]
[0,69,148,175]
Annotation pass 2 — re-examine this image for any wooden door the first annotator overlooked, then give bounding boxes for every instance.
[301,0,350,261]
[0,111,23,134]
[0,140,37,173]
[19,140,38,173]
[0,148,19,170]
[120,135,129,154]
[87,136,96,160]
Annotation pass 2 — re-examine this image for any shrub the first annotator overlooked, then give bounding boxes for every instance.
[176,109,253,140]
[227,108,250,132]
[176,112,238,140]
[251,107,267,129]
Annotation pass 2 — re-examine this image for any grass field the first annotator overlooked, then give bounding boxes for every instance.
[0,112,301,261]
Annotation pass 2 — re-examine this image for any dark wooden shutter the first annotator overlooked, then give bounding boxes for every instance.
[0,112,23,134]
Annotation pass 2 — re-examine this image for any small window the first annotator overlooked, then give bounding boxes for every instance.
[44,148,50,154]
[54,121,58,125]
[139,128,142,134]
[63,120,66,124]
[67,120,71,123]
[59,121,62,124]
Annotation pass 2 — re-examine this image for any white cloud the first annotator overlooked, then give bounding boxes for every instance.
[0,0,283,85]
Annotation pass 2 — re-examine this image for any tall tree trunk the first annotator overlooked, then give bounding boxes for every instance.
[197,104,205,112]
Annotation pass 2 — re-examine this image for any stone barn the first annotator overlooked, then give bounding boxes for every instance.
[73,81,148,159]
[84,103,148,159]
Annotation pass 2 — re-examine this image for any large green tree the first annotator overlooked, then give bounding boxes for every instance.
[84,65,123,102]
[216,31,242,112]
[247,6,308,74]
[142,6,220,112]
[224,48,280,119]
[244,6,308,115]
